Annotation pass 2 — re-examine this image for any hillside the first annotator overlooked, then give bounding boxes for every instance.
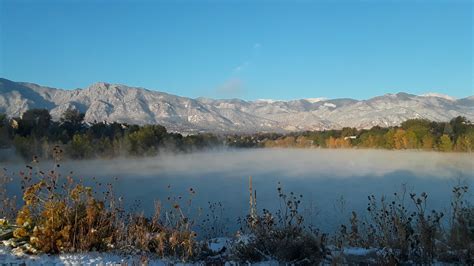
[1,78,472,132]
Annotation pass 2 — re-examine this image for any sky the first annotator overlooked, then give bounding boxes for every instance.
[0,0,472,100]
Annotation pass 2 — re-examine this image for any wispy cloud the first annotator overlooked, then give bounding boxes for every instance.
[232,43,261,74]
[216,43,261,98]
[233,61,250,73]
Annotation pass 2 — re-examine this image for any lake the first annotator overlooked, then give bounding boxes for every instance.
[3,149,473,235]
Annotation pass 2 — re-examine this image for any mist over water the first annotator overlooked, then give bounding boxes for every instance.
[3,149,474,234]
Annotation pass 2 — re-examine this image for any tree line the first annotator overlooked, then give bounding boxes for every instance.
[0,109,472,161]
[0,109,220,160]
[262,116,474,152]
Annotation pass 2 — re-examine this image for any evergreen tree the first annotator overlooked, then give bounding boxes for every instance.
[59,109,85,139]
[19,109,52,138]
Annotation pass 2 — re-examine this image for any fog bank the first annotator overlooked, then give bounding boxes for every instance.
[56,149,473,179]
[2,149,473,233]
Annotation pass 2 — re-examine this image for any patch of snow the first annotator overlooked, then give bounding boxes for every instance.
[255,99,284,104]
[305,97,327,103]
[0,246,171,266]
[420,93,456,101]
[235,233,252,245]
[0,245,279,265]
[323,102,336,108]
[208,237,231,253]
[343,247,377,256]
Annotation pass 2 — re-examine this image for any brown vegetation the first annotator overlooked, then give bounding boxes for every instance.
[1,148,199,261]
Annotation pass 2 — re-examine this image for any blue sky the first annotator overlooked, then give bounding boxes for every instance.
[0,0,472,100]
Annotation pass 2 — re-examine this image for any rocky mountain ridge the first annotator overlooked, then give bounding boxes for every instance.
[1,78,472,133]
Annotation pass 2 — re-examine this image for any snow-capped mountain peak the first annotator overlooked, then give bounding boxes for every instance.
[254,99,284,103]
[420,93,457,101]
[304,97,327,103]
[0,78,472,133]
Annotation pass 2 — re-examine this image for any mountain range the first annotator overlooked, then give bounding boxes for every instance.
[0,78,473,133]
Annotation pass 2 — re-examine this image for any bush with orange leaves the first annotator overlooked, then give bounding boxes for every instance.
[13,163,117,253]
[7,146,199,260]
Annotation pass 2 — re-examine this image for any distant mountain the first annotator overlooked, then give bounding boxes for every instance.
[0,78,472,133]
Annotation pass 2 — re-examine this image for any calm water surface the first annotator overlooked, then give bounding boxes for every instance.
[3,149,473,234]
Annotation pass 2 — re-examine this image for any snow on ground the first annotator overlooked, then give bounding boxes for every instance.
[207,237,231,253]
[0,237,279,266]
[0,246,170,265]
[0,246,281,265]
[0,239,383,265]
[342,247,378,256]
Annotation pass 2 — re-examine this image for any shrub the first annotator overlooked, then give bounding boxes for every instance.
[446,185,474,263]
[234,182,328,263]
[8,148,199,261]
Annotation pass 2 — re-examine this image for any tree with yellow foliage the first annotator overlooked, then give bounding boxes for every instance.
[421,134,434,150]
[325,136,337,149]
[393,129,407,149]
[438,134,453,152]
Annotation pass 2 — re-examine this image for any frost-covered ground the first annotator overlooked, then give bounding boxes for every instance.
[0,246,377,265]
[0,242,455,265]
[0,237,383,265]
[0,247,280,266]
[0,238,279,266]
[0,239,214,265]
[1,246,167,265]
